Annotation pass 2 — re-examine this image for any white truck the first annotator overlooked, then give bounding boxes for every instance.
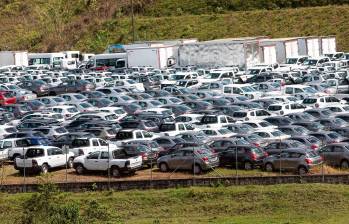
[73,149,143,177]
[70,138,118,156]
[14,146,75,174]
[0,51,28,66]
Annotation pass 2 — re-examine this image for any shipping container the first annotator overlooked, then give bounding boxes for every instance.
[0,51,28,67]
[321,36,337,55]
[178,37,264,69]
[260,38,299,64]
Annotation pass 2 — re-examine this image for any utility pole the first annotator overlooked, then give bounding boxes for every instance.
[131,0,136,43]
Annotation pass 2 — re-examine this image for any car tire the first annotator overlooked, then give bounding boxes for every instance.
[159,163,168,172]
[111,166,120,178]
[340,160,349,169]
[41,164,49,174]
[67,157,74,169]
[75,164,85,175]
[298,166,308,175]
[193,164,202,175]
[265,163,274,172]
[12,154,20,161]
[244,161,253,170]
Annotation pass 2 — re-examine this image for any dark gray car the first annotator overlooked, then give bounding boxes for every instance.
[49,80,95,95]
[318,143,349,169]
[157,147,219,174]
[263,148,323,174]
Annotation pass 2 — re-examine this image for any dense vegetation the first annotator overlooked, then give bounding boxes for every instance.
[1,183,349,223]
[0,1,348,53]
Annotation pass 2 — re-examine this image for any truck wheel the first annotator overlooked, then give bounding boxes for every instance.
[12,154,20,161]
[67,157,74,169]
[41,164,49,174]
[340,160,349,169]
[111,167,120,178]
[298,166,308,175]
[159,163,168,172]
[75,164,85,175]
[244,161,253,170]
[265,163,274,172]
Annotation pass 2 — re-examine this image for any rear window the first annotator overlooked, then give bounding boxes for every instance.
[67,108,78,113]
[268,105,282,111]
[26,148,44,158]
[72,139,90,147]
[55,127,67,134]
[5,127,17,133]
[233,112,247,118]
[115,132,133,140]
[303,99,317,104]
[250,147,264,156]
[201,116,218,124]
[306,151,319,158]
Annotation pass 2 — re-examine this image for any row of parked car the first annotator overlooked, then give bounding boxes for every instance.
[0,56,348,177]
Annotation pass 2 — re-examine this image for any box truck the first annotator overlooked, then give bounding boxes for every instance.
[0,51,28,66]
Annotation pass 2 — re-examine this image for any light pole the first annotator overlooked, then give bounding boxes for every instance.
[131,0,136,43]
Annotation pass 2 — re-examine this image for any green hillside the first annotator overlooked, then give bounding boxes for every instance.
[0,1,348,53]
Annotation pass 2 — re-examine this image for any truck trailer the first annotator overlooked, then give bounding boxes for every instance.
[0,51,28,67]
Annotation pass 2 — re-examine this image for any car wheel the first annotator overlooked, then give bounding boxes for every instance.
[111,166,120,178]
[265,163,274,172]
[159,163,168,172]
[298,166,308,175]
[67,158,74,169]
[340,160,349,169]
[41,164,49,174]
[75,164,85,175]
[244,161,253,170]
[193,164,202,175]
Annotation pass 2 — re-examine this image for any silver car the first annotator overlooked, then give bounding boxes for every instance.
[157,147,219,174]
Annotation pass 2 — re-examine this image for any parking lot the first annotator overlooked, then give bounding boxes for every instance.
[0,39,348,184]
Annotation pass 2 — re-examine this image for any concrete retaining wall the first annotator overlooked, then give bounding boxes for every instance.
[1,174,349,193]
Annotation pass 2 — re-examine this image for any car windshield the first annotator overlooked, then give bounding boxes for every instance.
[304,59,317,65]
[328,132,341,139]
[303,87,317,94]
[218,128,231,134]
[247,69,261,75]
[74,94,85,100]
[201,116,218,124]
[205,72,221,79]
[233,112,246,118]
[170,75,185,80]
[271,131,284,137]
[241,86,256,93]
[286,58,298,64]
[72,139,89,147]
[289,141,303,148]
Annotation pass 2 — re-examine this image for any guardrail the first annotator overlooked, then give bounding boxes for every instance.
[1,174,349,193]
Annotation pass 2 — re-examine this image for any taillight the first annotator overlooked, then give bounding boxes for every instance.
[253,143,260,147]
[141,152,148,160]
[250,152,257,161]
[202,157,209,163]
[311,144,318,150]
[264,152,269,157]
[305,158,312,164]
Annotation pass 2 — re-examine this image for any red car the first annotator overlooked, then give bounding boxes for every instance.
[0,91,17,106]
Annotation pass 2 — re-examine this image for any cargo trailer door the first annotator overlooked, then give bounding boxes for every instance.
[285,41,298,58]
[307,38,320,57]
[262,45,277,64]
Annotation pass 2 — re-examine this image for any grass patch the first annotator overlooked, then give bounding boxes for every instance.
[1,184,349,223]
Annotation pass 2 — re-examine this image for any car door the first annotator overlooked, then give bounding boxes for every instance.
[182,150,195,170]
[167,150,185,170]
[220,147,236,166]
[332,146,345,166]
[97,151,110,171]
[319,146,334,165]
[84,151,101,170]
[52,148,65,167]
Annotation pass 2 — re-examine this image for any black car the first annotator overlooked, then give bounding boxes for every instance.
[218,145,268,170]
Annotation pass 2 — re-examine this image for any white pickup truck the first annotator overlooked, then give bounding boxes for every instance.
[0,138,33,160]
[73,149,142,177]
[70,137,118,156]
[14,146,75,174]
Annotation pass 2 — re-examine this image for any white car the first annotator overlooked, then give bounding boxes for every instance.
[70,138,117,156]
[233,109,271,122]
[302,96,343,108]
[14,146,75,174]
[267,103,307,115]
[50,105,79,119]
